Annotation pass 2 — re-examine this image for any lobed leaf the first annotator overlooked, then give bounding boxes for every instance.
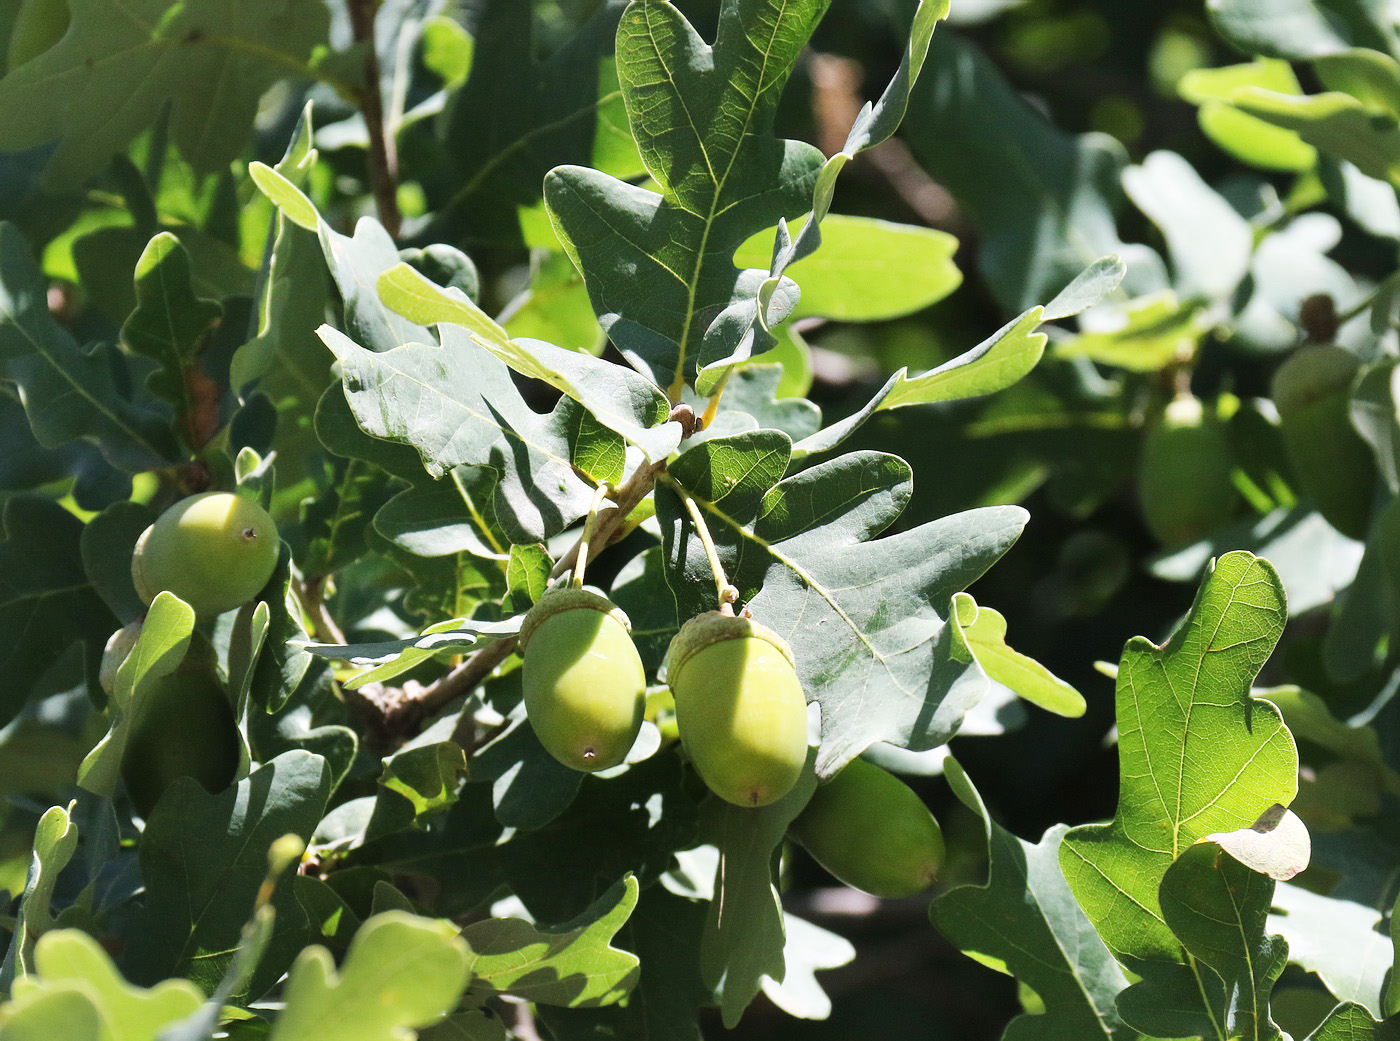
[0,223,179,471]
[1117,837,1288,1041]
[0,0,330,189]
[271,911,471,1041]
[931,759,1136,1041]
[125,752,332,1000]
[463,874,640,1008]
[657,431,1027,776]
[5,931,202,1041]
[545,0,830,395]
[1060,551,1297,965]
[698,762,819,1028]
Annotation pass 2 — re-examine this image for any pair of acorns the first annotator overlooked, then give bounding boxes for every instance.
[519,589,807,807]
[520,590,945,898]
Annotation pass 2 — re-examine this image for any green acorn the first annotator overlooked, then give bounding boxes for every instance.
[520,588,647,772]
[132,492,280,618]
[1272,344,1377,540]
[1138,394,1238,546]
[791,757,945,898]
[121,646,240,818]
[665,612,808,808]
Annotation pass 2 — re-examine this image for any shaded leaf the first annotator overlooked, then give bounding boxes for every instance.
[427,0,636,243]
[698,757,819,1027]
[374,469,509,563]
[1269,882,1390,1017]
[1149,506,1363,618]
[902,33,1163,312]
[0,0,330,189]
[931,759,1136,1041]
[0,497,119,726]
[79,501,155,626]
[536,887,709,1041]
[126,752,332,1001]
[0,222,178,471]
[469,715,584,831]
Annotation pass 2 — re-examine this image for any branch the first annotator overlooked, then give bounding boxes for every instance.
[348,0,401,238]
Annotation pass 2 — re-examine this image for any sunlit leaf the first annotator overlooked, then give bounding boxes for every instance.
[1060,551,1296,964]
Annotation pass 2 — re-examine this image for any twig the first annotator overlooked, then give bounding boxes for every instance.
[298,575,346,646]
[678,486,736,612]
[348,0,401,237]
[383,446,674,738]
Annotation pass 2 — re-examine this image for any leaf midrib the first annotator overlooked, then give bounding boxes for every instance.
[665,0,791,401]
[0,297,167,463]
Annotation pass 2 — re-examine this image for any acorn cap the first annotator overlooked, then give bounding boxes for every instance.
[663,610,795,681]
[518,587,632,651]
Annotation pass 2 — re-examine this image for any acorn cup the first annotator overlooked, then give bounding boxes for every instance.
[520,588,647,773]
[789,756,945,898]
[131,492,280,618]
[1137,393,1239,546]
[1271,343,1378,540]
[664,611,809,808]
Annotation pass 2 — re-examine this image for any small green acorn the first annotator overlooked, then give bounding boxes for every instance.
[1138,393,1238,546]
[790,757,945,898]
[1272,344,1377,540]
[121,645,240,818]
[665,612,808,808]
[131,492,280,618]
[520,588,647,772]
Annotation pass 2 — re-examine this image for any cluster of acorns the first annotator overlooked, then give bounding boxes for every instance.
[120,491,945,898]
[520,589,945,898]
